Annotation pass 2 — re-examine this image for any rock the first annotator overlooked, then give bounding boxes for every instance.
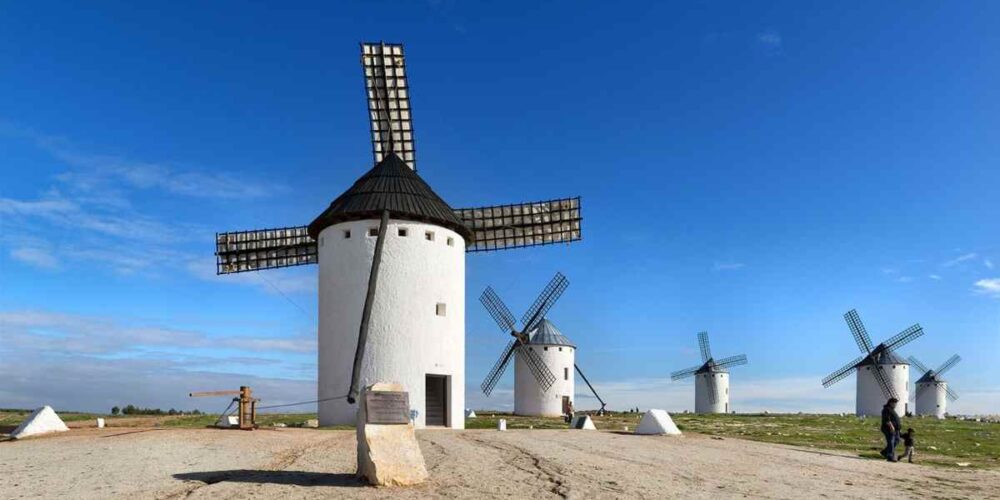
[96,418,105,428]
[465,409,476,418]
[356,382,428,487]
[929,446,938,451]
[957,462,970,467]
[711,436,724,440]
[216,415,239,428]
[11,406,70,439]
[273,423,287,428]
[304,419,319,428]
[635,409,681,436]
[570,415,597,430]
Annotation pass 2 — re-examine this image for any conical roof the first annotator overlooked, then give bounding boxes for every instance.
[528,319,575,347]
[307,153,473,240]
[915,371,943,384]
[855,348,908,367]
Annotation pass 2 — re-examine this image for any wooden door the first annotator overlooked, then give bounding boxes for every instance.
[425,375,448,426]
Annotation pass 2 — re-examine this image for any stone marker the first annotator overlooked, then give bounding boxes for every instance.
[498,419,507,431]
[11,406,70,439]
[216,415,239,428]
[356,382,428,486]
[635,409,682,436]
[304,419,320,428]
[96,418,105,428]
[570,415,597,430]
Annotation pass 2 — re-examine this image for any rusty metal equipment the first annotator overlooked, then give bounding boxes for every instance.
[189,386,258,430]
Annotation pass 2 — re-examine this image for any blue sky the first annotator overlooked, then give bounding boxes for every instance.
[1,1,998,415]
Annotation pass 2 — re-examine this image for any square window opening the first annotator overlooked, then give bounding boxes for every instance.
[398,228,408,237]
[425,231,435,241]
[436,303,447,316]
[343,230,352,239]
[368,227,379,237]
[446,237,454,246]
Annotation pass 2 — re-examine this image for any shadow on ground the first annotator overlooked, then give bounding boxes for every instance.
[174,470,365,487]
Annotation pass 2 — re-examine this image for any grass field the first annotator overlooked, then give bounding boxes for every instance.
[3,409,995,469]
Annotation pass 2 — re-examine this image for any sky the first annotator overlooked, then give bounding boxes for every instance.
[1,1,999,416]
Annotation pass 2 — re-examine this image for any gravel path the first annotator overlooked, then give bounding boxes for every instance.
[1,428,996,499]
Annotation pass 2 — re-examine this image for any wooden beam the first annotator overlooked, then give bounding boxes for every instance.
[189,390,240,397]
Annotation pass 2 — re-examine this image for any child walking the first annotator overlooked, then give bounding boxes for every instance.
[901,428,916,463]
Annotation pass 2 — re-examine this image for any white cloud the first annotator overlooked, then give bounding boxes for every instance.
[986,259,995,269]
[712,262,745,272]
[943,252,977,267]
[973,278,1000,297]
[928,274,942,281]
[756,30,782,51]
[10,246,59,269]
[895,276,913,283]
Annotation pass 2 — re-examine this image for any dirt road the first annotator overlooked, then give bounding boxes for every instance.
[1,428,995,499]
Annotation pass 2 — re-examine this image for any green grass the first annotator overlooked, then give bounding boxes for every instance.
[466,411,999,469]
[5,408,994,469]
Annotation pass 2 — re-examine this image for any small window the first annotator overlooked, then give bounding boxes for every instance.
[558,347,562,352]
[564,367,569,380]
[544,346,548,351]
[425,231,435,241]
[435,303,446,316]
[529,346,533,351]
[368,227,379,237]
[343,230,352,239]
[398,228,408,237]
[446,237,454,246]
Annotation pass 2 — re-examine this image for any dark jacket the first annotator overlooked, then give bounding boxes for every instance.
[902,431,914,447]
[881,405,901,433]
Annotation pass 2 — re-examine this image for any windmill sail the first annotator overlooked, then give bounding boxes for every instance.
[361,42,416,169]
[215,226,317,274]
[456,198,582,252]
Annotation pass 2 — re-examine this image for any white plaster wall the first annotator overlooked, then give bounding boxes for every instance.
[914,381,947,419]
[856,364,909,417]
[514,344,575,416]
[694,372,730,414]
[317,219,465,429]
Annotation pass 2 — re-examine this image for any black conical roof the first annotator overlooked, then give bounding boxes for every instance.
[308,153,473,240]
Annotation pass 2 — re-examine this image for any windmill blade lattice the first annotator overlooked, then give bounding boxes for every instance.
[822,355,866,387]
[945,386,959,401]
[517,346,557,392]
[520,272,569,333]
[698,331,712,363]
[671,365,701,381]
[480,286,516,333]
[935,354,961,377]
[883,324,924,351]
[871,365,898,400]
[714,354,748,369]
[906,356,931,376]
[481,340,518,396]
[844,309,875,354]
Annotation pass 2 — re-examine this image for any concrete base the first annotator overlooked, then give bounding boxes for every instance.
[11,406,69,439]
[635,409,682,435]
[356,383,428,487]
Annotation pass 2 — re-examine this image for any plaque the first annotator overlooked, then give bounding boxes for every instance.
[365,391,410,424]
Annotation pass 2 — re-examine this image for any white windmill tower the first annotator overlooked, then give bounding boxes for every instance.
[479,273,607,417]
[908,355,961,419]
[671,331,748,414]
[821,309,924,417]
[213,42,583,429]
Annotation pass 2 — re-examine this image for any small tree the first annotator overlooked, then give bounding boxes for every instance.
[111,406,120,416]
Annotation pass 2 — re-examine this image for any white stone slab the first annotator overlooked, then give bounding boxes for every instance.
[356,382,428,486]
[570,415,596,430]
[10,406,69,439]
[465,409,476,418]
[216,415,239,428]
[635,409,682,435]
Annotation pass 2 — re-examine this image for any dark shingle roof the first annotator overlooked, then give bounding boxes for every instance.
[307,153,473,240]
[855,348,908,367]
[528,319,575,347]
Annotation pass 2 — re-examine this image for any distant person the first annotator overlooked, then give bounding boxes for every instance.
[880,397,902,462]
[900,428,916,463]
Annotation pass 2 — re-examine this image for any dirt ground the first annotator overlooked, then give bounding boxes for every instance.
[1,428,997,499]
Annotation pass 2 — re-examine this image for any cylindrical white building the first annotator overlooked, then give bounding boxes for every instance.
[914,378,948,419]
[694,370,730,414]
[309,154,472,429]
[855,352,909,417]
[514,320,576,417]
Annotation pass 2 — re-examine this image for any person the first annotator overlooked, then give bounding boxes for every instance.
[900,428,915,463]
[880,397,902,462]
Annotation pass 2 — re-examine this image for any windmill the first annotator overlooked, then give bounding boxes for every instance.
[908,354,960,419]
[214,42,583,429]
[479,272,607,416]
[821,309,924,417]
[670,331,748,414]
